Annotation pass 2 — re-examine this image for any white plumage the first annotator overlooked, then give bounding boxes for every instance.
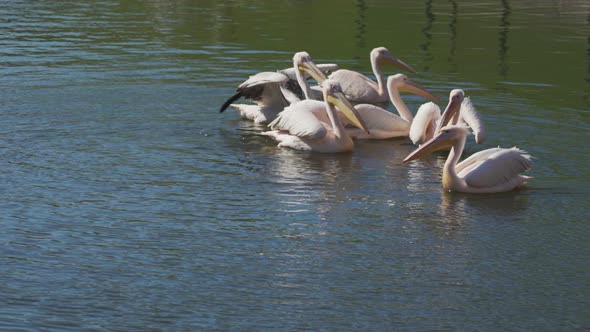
[403,125,532,193]
[338,74,440,140]
[341,104,411,139]
[262,79,367,153]
[457,147,532,189]
[409,102,441,145]
[267,100,327,140]
[219,52,337,124]
[409,92,487,146]
[456,96,486,144]
[327,47,416,104]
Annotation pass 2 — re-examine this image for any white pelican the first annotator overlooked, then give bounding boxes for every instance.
[409,91,486,146]
[327,47,417,105]
[219,52,336,124]
[339,74,441,139]
[262,79,368,153]
[403,92,533,193]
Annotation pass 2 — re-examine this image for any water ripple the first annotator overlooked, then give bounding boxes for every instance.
[1,0,589,331]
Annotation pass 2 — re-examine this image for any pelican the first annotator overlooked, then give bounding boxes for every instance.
[409,91,486,146]
[403,91,533,193]
[339,74,441,139]
[262,79,368,153]
[219,52,336,124]
[328,47,417,105]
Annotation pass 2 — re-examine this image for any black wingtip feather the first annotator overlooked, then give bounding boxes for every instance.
[219,91,243,113]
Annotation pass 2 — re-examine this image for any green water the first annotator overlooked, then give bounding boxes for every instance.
[1,1,589,331]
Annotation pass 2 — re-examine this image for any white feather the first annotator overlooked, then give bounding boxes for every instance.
[343,104,410,139]
[461,147,533,188]
[455,147,504,174]
[268,100,327,139]
[279,63,339,81]
[409,102,441,144]
[459,97,487,143]
[328,70,382,103]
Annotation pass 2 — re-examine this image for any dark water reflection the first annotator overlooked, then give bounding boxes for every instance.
[587,7,590,88]
[421,0,435,72]
[355,0,368,49]
[1,0,589,331]
[498,0,511,78]
[447,0,458,72]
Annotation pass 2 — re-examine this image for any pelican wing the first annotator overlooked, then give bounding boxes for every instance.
[409,102,441,144]
[342,104,409,132]
[460,147,533,188]
[459,97,486,143]
[455,147,504,174]
[220,72,289,113]
[316,63,339,77]
[238,72,290,105]
[280,84,302,105]
[279,64,339,81]
[268,100,327,139]
[328,70,380,102]
[239,71,289,90]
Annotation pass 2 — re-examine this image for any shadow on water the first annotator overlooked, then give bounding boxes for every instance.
[498,0,511,78]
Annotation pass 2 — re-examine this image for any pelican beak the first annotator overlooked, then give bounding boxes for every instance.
[402,131,453,163]
[399,80,441,103]
[435,96,462,133]
[328,92,369,134]
[382,54,417,74]
[298,60,328,84]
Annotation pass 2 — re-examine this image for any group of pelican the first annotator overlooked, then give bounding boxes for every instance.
[219,47,533,193]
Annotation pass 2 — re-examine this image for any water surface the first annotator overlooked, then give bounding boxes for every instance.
[1,1,589,331]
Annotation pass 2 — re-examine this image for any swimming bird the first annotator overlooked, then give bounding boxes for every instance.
[261,79,368,153]
[327,47,417,105]
[340,74,441,139]
[219,52,336,124]
[409,91,486,146]
[403,91,532,193]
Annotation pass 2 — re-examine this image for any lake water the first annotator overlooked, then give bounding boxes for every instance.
[1,1,589,331]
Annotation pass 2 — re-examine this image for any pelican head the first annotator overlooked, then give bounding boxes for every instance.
[322,79,369,134]
[403,125,469,163]
[293,51,327,83]
[435,89,465,133]
[371,47,417,74]
[387,73,441,103]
